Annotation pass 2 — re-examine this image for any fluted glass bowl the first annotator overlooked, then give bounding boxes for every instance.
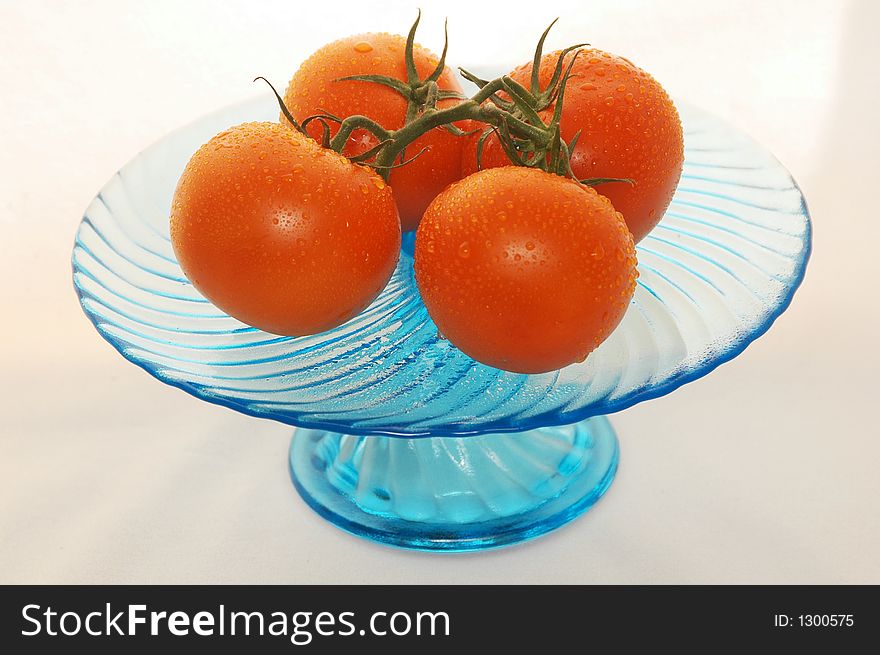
[72,97,810,438]
[72,95,810,550]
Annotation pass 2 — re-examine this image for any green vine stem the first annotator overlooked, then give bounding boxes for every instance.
[260,15,632,188]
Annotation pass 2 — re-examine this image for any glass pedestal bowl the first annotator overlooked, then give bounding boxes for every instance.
[72,96,811,551]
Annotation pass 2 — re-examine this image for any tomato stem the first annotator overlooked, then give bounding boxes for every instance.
[263,14,592,184]
[328,116,393,153]
[254,77,302,132]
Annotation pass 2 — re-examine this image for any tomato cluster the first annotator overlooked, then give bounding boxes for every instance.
[170,21,683,373]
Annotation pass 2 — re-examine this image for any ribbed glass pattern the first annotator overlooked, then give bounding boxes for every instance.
[72,97,811,437]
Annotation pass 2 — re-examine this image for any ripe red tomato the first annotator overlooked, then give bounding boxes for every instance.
[461,48,683,243]
[415,167,638,373]
[170,122,401,336]
[282,33,465,232]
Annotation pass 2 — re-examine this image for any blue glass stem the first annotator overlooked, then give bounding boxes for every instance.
[289,417,619,551]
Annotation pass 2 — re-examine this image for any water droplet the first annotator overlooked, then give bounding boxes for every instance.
[458,241,471,258]
[580,83,598,91]
[591,243,605,260]
[371,177,386,189]
[525,241,535,251]
[354,41,373,53]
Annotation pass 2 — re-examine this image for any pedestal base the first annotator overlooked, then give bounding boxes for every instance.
[289,417,618,552]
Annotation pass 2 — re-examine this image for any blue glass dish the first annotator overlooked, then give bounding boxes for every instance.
[72,96,811,551]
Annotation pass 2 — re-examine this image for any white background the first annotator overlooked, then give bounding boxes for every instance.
[1,0,878,583]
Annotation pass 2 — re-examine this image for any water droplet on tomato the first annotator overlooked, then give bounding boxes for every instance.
[458,242,471,258]
[354,41,374,53]
[371,177,386,189]
[525,241,535,251]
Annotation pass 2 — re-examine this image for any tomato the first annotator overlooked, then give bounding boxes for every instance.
[170,122,401,336]
[282,33,465,232]
[461,48,683,243]
[414,167,637,373]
